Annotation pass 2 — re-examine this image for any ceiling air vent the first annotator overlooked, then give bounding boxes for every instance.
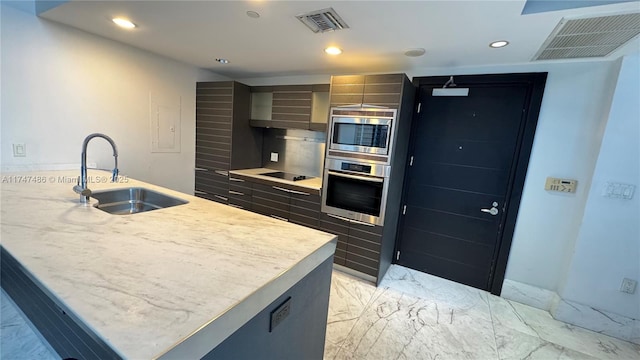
[296,8,349,33]
[533,12,640,60]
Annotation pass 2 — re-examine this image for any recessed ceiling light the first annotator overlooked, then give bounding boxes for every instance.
[246,11,260,18]
[215,58,230,64]
[404,48,426,57]
[489,40,509,48]
[324,46,342,55]
[112,18,136,29]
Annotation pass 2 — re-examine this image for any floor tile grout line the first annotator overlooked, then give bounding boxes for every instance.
[487,295,503,360]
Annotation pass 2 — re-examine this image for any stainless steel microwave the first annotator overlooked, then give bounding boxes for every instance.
[327,108,397,161]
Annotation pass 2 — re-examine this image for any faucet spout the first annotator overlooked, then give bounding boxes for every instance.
[74,133,119,203]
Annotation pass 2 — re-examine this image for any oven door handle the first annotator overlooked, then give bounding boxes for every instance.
[327,171,384,183]
[326,213,376,227]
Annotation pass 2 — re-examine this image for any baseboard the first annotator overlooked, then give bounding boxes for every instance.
[502,279,639,345]
[551,298,640,345]
[501,279,561,311]
[332,264,376,284]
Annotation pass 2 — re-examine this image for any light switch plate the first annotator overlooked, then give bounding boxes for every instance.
[270,152,278,162]
[603,182,635,200]
[12,143,26,157]
[545,177,577,193]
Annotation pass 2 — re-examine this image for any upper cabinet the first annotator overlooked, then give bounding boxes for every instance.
[195,81,263,204]
[330,74,405,109]
[250,84,330,131]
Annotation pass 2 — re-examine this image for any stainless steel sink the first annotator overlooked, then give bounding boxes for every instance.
[91,187,188,215]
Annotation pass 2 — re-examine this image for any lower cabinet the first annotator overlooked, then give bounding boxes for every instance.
[228,176,253,210]
[318,214,383,278]
[195,168,230,204]
[251,183,291,221]
[208,174,382,278]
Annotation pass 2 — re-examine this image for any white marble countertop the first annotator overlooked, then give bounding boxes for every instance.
[0,170,336,359]
[229,168,323,191]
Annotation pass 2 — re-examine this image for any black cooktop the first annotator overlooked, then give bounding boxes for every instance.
[260,171,308,182]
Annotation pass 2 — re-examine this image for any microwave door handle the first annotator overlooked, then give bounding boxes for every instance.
[327,171,384,183]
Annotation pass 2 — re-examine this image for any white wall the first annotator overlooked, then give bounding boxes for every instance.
[240,60,622,294]
[1,4,228,193]
[560,54,640,318]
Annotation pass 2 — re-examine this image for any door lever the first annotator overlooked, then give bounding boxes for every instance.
[481,207,499,216]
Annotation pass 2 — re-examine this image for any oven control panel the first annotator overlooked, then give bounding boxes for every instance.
[341,162,372,174]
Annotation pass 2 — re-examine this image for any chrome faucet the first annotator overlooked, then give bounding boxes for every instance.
[73,133,119,203]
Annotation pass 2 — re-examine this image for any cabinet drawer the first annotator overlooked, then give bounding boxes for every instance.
[349,221,384,236]
[252,203,289,221]
[195,189,229,204]
[319,213,350,234]
[228,197,252,210]
[229,179,252,196]
[345,257,378,277]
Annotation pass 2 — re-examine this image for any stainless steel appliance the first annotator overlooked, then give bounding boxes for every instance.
[327,108,397,164]
[321,158,391,226]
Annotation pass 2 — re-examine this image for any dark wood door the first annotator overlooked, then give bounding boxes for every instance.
[396,74,546,293]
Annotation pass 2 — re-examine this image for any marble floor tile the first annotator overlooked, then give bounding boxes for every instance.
[1,291,58,360]
[333,286,499,360]
[501,298,640,360]
[325,271,379,360]
[379,265,493,322]
[494,327,600,360]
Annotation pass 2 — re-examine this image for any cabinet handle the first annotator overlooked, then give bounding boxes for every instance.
[270,215,289,222]
[229,177,245,182]
[287,189,311,196]
[214,170,229,177]
[272,186,292,194]
[195,167,208,172]
[228,204,244,209]
[214,195,228,201]
[229,190,244,196]
[194,190,207,195]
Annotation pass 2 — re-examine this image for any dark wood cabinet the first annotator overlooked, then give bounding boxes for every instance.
[195,81,263,204]
[329,74,405,109]
[251,182,291,221]
[289,191,321,229]
[327,72,417,283]
[228,176,253,210]
[250,84,330,131]
[318,214,383,277]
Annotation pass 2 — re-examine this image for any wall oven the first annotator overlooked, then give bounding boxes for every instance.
[327,108,397,164]
[322,158,391,226]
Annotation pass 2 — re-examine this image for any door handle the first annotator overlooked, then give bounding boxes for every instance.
[481,207,499,216]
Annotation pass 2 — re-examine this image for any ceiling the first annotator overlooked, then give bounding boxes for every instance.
[38,0,640,79]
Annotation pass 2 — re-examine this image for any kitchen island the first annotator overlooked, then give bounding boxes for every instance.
[0,170,336,359]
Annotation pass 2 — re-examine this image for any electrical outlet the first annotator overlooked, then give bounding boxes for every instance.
[620,278,637,294]
[269,297,291,332]
[270,152,278,162]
